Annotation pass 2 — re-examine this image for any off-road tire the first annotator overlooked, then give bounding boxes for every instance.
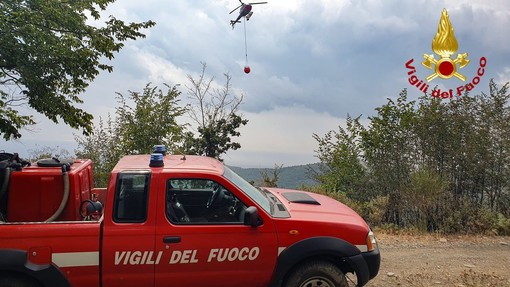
[284,260,349,287]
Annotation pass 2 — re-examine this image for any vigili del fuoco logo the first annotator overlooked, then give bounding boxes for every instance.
[405,9,487,99]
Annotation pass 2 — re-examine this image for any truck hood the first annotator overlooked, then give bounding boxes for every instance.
[264,187,369,230]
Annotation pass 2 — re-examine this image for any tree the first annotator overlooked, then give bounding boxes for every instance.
[182,62,248,160]
[260,164,283,187]
[75,84,186,187]
[311,80,510,232]
[402,168,450,231]
[75,115,123,187]
[0,0,155,140]
[27,145,73,162]
[312,115,366,200]
[477,80,510,212]
[360,90,418,224]
[115,84,187,154]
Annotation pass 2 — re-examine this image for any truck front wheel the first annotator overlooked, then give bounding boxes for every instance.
[284,260,349,287]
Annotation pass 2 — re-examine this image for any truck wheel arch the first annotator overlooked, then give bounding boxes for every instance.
[0,249,70,287]
[269,236,369,287]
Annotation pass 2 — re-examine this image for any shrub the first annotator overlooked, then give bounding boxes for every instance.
[440,199,497,234]
[494,213,510,235]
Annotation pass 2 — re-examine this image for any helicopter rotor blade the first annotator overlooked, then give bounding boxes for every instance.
[248,2,268,5]
[229,4,242,14]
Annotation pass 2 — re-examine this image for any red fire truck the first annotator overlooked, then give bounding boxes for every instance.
[0,147,380,287]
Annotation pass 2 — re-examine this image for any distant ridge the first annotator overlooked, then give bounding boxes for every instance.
[228,163,321,189]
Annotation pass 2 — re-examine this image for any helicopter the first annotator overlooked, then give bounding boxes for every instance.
[229,0,267,29]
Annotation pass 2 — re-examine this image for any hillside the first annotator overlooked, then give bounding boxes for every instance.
[229,163,321,189]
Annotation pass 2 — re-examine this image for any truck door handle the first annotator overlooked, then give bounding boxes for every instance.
[163,236,181,243]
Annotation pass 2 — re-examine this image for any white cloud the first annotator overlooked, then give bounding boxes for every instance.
[3,0,510,168]
[135,49,189,86]
[317,0,351,24]
[497,67,510,87]
[224,105,342,167]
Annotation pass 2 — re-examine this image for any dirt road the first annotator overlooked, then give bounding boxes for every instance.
[365,232,510,287]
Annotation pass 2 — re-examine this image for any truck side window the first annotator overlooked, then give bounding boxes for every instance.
[113,172,151,223]
[166,178,247,224]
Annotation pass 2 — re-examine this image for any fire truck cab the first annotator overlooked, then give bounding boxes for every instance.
[0,148,380,287]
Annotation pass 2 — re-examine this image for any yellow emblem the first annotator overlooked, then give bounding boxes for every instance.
[422,9,470,82]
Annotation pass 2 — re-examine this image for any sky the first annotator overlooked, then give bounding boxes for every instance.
[2,0,510,167]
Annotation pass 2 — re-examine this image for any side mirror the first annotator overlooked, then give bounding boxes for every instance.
[244,206,261,227]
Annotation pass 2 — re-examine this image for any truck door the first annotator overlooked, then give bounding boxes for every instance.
[101,171,158,287]
[155,175,278,287]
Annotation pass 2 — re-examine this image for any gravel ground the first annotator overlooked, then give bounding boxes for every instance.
[365,232,510,287]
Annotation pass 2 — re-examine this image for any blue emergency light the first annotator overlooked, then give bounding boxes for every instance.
[153,145,166,155]
[149,153,164,167]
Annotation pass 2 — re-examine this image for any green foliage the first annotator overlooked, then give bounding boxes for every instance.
[363,195,390,227]
[259,164,282,187]
[27,146,73,162]
[0,0,155,140]
[312,79,510,234]
[438,198,491,234]
[75,115,123,187]
[75,84,186,187]
[497,192,510,217]
[0,94,35,139]
[182,62,248,160]
[312,115,367,200]
[361,89,418,225]
[115,84,187,154]
[494,213,510,236]
[183,113,248,159]
[401,168,451,231]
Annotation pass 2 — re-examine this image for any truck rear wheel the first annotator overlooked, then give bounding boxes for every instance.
[284,260,349,287]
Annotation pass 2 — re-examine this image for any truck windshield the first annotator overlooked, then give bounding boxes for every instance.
[223,166,271,213]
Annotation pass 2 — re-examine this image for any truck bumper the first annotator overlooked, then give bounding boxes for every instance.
[362,247,381,280]
[348,247,381,286]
